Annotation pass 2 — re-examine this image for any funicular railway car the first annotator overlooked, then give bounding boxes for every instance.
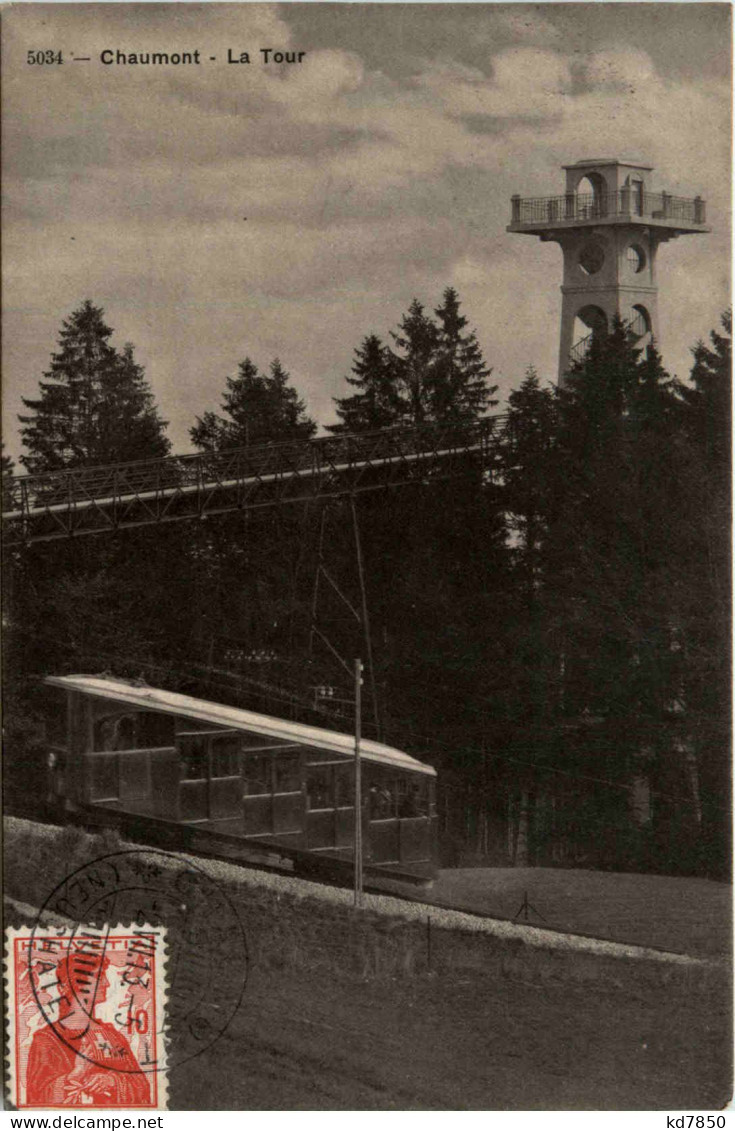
[44,675,438,884]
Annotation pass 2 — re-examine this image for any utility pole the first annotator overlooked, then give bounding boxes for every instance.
[350,495,381,739]
[354,657,363,908]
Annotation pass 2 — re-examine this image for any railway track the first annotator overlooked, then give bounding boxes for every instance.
[5,801,700,960]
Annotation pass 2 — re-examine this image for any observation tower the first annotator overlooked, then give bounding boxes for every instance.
[507,158,709,381]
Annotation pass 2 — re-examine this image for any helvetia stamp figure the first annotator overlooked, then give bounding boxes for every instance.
[5,924,167,1109]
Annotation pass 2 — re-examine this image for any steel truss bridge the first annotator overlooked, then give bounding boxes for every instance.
[2,417,513,545]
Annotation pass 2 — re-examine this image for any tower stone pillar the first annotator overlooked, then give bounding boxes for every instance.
[507,158,709,381]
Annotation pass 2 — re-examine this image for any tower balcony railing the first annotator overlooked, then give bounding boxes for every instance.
[510,191,706,226]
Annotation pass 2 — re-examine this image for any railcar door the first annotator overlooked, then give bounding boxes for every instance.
[241,751,273,834]
[177,729,242,823]
[365,769,433,865]
[365,768,400,862]
[273,750,303,836]
[396,775,432,863]
[305,762,336,848]
[209,733,243,820]
[305,758,358,851]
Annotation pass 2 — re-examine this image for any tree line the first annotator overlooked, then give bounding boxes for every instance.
[3,296,730,876]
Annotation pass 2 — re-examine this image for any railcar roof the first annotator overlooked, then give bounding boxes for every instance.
[45,674,436,777]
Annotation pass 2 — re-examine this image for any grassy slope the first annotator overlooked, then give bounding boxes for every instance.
[428,867,732,957]
[4,820,732,1109]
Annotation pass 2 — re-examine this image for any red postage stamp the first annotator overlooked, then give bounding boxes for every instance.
[5,924,167,1110]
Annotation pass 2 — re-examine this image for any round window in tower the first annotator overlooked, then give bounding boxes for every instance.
[626,244,646,273]
[578,240,605,276]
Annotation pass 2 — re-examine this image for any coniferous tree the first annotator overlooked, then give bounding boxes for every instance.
[389,299,438,424]
[12,301,175,696]
[497,370,559,863]
[19,301,169,471]
[188,357,317,687]
[539,322,725,870]
[2,444,15,477]
[429,288,498,422]
[372,294,502,774]
[389,291,496,425]
[7,302,175,810]
[191,357,316,451]
[503,368,557,579]
[324,292,501,778]
[12,303,173,667]
[501,371,558,711]
[97,343,171,464]
[329,336,403,433]
[678,309,731,475]
[671,313,732,874]
[552,323,661,720]
[2,444,15,512]
[331,290,495,431]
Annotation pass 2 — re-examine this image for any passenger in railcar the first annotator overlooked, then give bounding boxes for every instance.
[369,782,393,819]
[307,765,332,809]
[399,782,424,818]
[46,749,65,811]
[243,753,270,795]
[96,712,136,751]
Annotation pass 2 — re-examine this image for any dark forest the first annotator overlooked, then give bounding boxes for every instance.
[3,294,730,877]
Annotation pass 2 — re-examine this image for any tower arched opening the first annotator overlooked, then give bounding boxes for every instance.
[576,173,608,219]
[570,305,608,362]
[628,304,652,348]
[625,243,647,273]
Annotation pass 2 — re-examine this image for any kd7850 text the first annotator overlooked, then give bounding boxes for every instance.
[667,1118,725,1128]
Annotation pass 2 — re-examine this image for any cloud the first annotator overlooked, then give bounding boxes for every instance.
[1,7,730,462]
[417,48,572,121]
[583,48,657,93]
[491,9,564,47]
[266,48,365,109]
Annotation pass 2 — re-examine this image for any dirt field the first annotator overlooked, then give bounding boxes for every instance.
[171,960,731,1110]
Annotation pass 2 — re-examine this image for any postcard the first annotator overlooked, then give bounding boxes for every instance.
[2,2,731,1114]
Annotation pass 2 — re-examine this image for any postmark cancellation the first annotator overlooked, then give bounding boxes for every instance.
[5,924,168,1110]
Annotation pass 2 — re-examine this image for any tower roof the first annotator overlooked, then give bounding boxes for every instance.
[563,158,653,171]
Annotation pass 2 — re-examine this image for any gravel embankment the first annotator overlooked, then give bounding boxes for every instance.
[4,816,717,968]
[182,850,714,966]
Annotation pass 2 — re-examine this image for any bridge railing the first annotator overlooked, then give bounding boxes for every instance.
[2,416,511,531]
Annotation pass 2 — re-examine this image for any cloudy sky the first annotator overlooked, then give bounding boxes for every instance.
[3,3,731,463]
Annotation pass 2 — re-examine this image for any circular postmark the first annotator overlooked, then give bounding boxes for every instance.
[29,850,249,1075]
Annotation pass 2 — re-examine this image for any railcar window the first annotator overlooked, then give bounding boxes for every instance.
[137,711,175,749]
[95,713,137,752]
[211,735,241,778]
[307,765,333,810]
[179,735,207,780]
[274,753,300,794]
[369,777,395,819]
[335,763,353,808]
[243,754,271,796]
[397,778,426,818]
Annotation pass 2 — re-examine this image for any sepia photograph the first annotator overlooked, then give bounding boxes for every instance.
[1,1,732,1113]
